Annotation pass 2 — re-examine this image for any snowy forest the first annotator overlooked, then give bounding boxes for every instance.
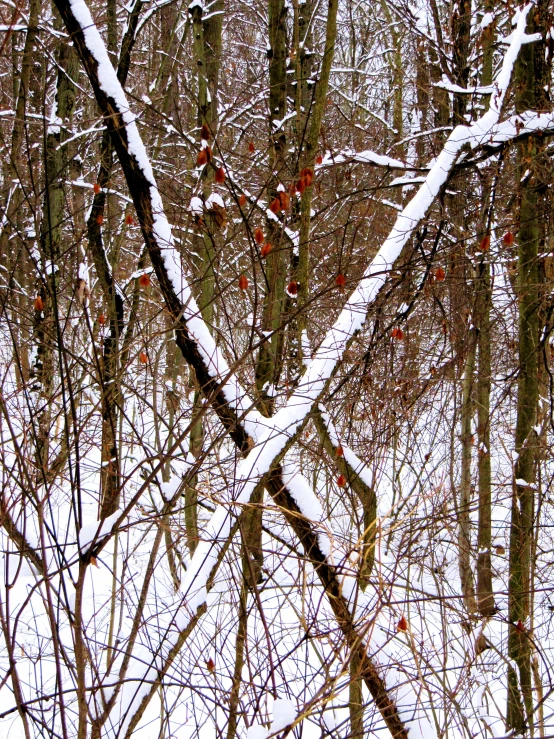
[0,0,553,735]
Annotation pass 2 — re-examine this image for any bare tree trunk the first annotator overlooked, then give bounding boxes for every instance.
[458,337,477,614]
[255,0,288,413]
[295,0,339,365]
[186,0,223,553]
[507,2,550,729]
[226,582,248,739]
[1,0,42,387]
[349,650,364,738]
[475,0,495,619]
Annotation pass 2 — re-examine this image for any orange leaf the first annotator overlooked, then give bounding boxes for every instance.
[301,167,314,186]
[435,266,446,282]
[201,124,211,141]
[238,274,248,290]
[269,197,281,214]
[479,234,490,251]
[287,280,298,296]
[139,352,148,365]
[254,228,264,244]
[34,296,44,312]
[98,313,106,326]
[125,213,134,226]
[335,273,346,287]
[93,183,101,194]
[336,446,344,457]
[139,273,151,288]
[197,149,208,167]
[206,658,215,672]
[397,615,408,632]
[96,214,104,225]
[503,231,514,246]
[239,194,247,207]
[337,474,346,487]
[248,141,255,154]
[215,166,225,184]
[279,192,290,210]
[261,243,272,258]
[316,155,323,165]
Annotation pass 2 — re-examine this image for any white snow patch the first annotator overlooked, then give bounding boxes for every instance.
[271,698,296,732]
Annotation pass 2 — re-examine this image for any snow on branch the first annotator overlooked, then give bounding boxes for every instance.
[53,0,263,449]
[317,149,412,171]
[53,1,538,735]
[146,0,535,699]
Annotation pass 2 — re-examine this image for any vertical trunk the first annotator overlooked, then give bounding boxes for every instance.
[379,0,404,160]
[458,337,477,614]
[414,39,429,167]
[451,0,471,125]
[507,2,549,729]
[186,1,223,553]
[295,0,339,365]
[475,253,494,616]
[90,133,124,519]
[2,0,42,387]
[228,5,288,731]
[255,0,288,413]
[226,582,248,739]
[475,0,495,619]
[34,7,79,475]
[349,651,364,738]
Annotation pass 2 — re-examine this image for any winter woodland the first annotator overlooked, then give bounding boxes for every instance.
[0,0,553,736]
